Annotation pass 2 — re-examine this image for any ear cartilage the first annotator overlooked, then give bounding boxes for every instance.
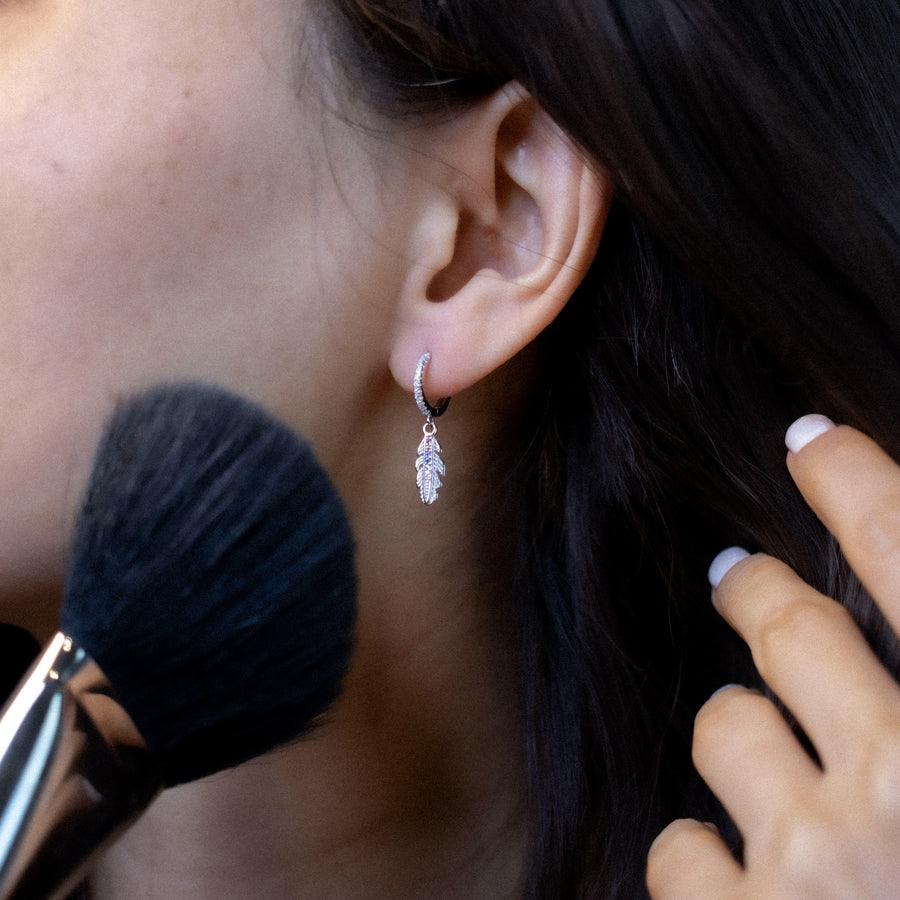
[413,352,450,505]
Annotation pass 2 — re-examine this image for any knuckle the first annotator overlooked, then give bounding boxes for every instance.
[753,597,850,675]
[778,811,837,886]
[848,499,900,569]
[861,723,900,824]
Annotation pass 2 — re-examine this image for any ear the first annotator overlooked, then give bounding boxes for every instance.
[389,83,612,400]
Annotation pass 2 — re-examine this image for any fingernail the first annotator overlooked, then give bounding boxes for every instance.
[708,546,750,588]
[708,683,741,700]
[785,414,835,454]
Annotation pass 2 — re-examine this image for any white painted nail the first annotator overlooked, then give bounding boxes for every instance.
[708,546,750,588]
[785,414,835,454]
[709,683,742,700]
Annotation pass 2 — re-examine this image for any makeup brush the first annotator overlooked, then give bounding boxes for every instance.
[0,382,356,900]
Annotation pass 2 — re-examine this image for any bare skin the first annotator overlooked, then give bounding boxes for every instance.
[7,2,900,896]
[92,392,531,898]
[0,1,605,896]
[649,420,900,899]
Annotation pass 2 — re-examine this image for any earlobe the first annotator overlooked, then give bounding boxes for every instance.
[389,84,611,399]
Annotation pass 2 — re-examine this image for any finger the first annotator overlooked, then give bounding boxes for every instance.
[647,818,742,899]
[786,417,900,633]
[691,685,821,848]
[711,552,900,767]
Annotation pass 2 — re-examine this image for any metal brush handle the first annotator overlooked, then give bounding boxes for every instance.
[0,633,160,900]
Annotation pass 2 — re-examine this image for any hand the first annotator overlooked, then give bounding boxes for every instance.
[647,416,900,898]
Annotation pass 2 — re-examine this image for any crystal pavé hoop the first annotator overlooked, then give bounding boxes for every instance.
[413,352,450,505]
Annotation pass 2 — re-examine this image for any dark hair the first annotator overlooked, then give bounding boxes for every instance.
[322,1,900,896]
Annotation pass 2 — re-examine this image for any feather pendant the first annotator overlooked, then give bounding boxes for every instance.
[416,423,445,505]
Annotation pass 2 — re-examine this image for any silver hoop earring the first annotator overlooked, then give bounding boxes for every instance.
[413,352,450,505]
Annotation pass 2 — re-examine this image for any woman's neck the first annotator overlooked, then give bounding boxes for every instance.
[92,396,528,898]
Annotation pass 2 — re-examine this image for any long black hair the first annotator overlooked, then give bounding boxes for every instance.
[322,1,900,895]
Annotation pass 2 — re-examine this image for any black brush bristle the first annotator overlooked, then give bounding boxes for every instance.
[59,383,356,787]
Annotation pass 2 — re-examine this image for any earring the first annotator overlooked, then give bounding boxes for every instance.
[413,352,450,505]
